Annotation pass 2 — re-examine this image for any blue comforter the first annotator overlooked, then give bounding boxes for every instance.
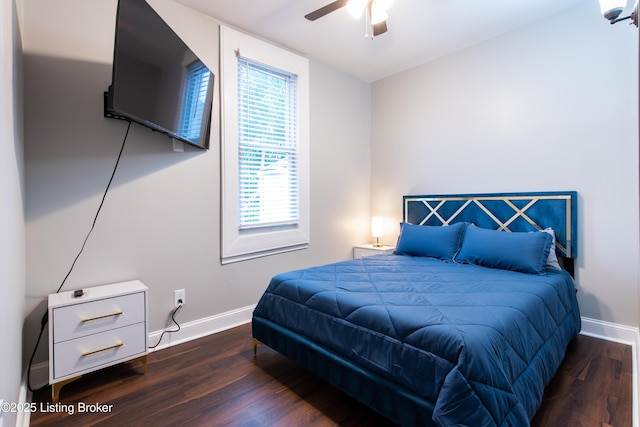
[253,254,581,426]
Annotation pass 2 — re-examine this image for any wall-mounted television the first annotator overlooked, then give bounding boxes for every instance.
[104,0,214,150]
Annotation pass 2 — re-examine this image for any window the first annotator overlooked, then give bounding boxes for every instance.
[237,57,299,229]
[178,60,211,144]
[221,26,309,264]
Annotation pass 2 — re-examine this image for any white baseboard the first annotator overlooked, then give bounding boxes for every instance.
[24,362,48,397]
[580,316,639,427]
[147,304,255,352]
[13,371,32,427]
[581,316,640,346]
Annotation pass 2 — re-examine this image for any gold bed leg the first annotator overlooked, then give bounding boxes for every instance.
[253,338,261,356]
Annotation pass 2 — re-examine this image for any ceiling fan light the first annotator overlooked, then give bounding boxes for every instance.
[376,0,394,11]
[370,5,388,24]
[347,0,367,19]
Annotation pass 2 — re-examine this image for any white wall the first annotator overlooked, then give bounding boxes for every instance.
[371,1,639,327]
[0,0,25,426]
[22,0,371,371]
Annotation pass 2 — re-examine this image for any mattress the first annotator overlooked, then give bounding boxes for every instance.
[252,254,581,426]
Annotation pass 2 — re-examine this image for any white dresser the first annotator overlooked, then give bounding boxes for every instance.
[48,280,148,403]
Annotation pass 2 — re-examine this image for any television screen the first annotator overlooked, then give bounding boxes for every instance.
[105,0,214,149]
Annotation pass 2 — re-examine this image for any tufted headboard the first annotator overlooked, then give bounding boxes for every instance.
[403,191,578,272]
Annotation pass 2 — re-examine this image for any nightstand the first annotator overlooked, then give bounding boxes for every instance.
[353,244,395,259]
[48,280,148,403]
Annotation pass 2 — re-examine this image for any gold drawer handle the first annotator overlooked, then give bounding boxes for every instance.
[82,342,123,357]
[81,310,123,323]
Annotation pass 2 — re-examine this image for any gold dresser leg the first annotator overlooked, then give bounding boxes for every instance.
[141,355,148,374]
[51,356,147,403]
[129,355,148,374]
[51,376,81,404]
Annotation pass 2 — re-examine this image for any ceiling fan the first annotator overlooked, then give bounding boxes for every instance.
[305,0,394,37]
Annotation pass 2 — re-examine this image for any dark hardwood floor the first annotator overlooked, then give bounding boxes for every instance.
[30,323,633,426]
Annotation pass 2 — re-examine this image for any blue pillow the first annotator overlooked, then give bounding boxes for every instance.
[394,222,467,261]
[456,225,553,274]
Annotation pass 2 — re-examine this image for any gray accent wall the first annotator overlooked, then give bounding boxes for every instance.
[370,1,639,328]
[22,0,371,371]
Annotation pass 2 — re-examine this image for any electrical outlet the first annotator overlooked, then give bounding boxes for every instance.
[174,289,185,308]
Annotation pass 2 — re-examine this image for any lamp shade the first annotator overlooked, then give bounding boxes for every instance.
[371,216,384,238]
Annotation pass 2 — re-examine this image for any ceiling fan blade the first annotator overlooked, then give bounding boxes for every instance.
[372,20,388,36]
[305,0,349,21]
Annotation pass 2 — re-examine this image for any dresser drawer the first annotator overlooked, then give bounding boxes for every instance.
[52,322,146,380]
[52,291,145,343]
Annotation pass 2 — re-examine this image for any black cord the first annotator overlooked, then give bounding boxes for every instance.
[54,121,131,295]
[26,314,50,393]
[27,121,132,393]
[149,305,182,349]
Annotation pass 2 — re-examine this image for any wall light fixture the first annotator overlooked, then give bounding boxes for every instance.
[599,0,638,25]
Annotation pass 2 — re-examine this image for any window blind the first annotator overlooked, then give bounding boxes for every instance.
[237,56,299,229]
[178,60,211,143]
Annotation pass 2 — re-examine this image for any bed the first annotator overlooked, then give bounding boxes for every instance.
[252,191,580,426]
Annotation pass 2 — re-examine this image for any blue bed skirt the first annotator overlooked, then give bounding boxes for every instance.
[253,316,437,426]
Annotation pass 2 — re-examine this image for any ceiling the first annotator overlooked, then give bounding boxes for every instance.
[176,0,591,82]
